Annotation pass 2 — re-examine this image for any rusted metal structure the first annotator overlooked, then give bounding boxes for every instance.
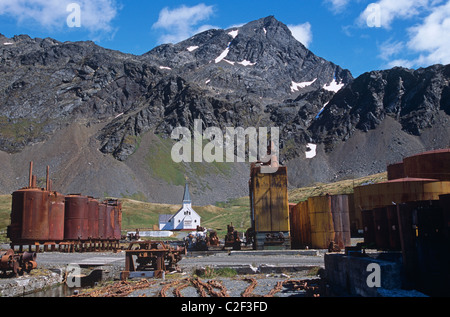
[289,195,351,250]
[0,249,37,277]
[249,164,290,250]
[7,162,122,252]
[224,223,241,250]
[121,241,186,280]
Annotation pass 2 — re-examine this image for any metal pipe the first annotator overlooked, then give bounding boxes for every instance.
[29,161,33,188]
[46,166,50,191]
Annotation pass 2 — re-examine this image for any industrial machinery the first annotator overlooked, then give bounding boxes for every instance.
[0,249,37,277]
[121,241,186,280]
[224,223,241,250]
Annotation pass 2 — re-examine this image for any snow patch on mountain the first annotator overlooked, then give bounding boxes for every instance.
[290,78,317,92]
[187,46,199,52]
[323,78,344,92]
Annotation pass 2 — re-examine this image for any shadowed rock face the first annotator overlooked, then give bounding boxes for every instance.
[0,16,448,204]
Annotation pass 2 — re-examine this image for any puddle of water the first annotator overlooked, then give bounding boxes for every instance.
[23,269,105,297]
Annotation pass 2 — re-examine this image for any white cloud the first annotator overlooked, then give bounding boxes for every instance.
[358,0,431,28]
[288,23,313,48]
[406,0,450,66]
[373,1,450,69]
[152,4,217,44]
[324,0,351,13]
[0,0,118,35]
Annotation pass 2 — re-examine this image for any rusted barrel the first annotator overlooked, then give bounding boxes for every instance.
[87,197,99,240]
[16,188,50,242]
[48,192,65,241]
[64,195,89,240]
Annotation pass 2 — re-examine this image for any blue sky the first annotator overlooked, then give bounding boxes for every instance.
[1,0,450,77]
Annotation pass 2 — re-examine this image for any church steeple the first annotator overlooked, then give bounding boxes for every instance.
[183,182,191,205]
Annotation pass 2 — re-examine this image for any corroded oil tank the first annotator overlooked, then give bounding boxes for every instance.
[48,192,65,241]
[307,195,351,249]
[9,188,50,242]
[403,149,450,181]
[289,200,311,249]
[387,162,405,180]
[98,202,107,240]
[104,201,115,240]
[112,200,122,240]
[64,195,89,240]
[354,178,450,211]
[87,197,99,240]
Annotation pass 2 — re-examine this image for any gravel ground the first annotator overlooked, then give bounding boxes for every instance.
[0,247,328,297]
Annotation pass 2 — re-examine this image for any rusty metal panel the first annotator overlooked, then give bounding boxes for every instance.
[373,207,390,250]
[386,205,401,250]
[403,149,450,181]
[387,162,405,180]
[98,202,107,239]
[64,195,89,240]
[354,179,450,211]
[48,192,65,241]
[307,196,334,249]
[362,209,375,247]
[105,201,115,240]
[21,189,50,241]
[250,166,289,233]
[88,197,99,240]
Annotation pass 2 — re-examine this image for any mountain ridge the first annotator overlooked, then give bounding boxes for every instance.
[0,16,448,204]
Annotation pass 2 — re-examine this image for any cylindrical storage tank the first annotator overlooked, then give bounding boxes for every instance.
[308,196,334,249]
[373,207,390,250]
[330,195,351,249]
[440,194,450,241]
[403,149,450,181]
[361,209,375,247]
[113,200,122,240]
[387,162,405,180]
[105,201,114,240]
[87,197,99,240]
[64,195,89,240]
[98,202,107,240]
[386,205,401,250]
[19,188,50,241]
[354,179,450,211]
[289,203,301,249]
[48,192,65,241]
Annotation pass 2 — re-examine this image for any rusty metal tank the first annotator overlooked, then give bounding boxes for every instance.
[354,178,450,211]
[104,200,115,240]
[48,192,65,241]
[387,162,405,180]
[403,149,450,181]
[87,197,99,240]
[64,194,89,240]
[9,188,50,242]
[98,201,107,240]
[112,200,122,240]
[307,195,351,249]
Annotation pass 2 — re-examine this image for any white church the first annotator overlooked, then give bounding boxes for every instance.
[158,182,201,231]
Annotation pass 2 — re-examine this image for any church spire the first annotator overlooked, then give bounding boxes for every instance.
[183,182,191,204]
